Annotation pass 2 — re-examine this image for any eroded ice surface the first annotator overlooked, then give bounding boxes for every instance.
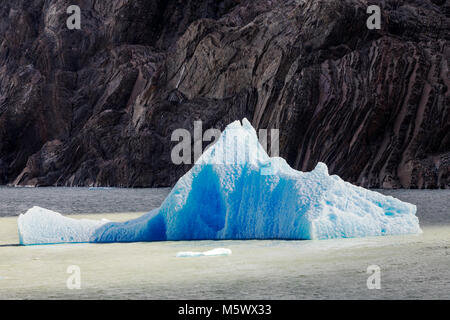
[18,119,422,245]
[18,206,109,245]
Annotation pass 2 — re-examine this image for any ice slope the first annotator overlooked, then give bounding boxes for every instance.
[18,206,109,245]
[17,119,422,245]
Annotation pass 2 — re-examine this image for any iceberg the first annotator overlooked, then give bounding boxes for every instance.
[18,119,422,245]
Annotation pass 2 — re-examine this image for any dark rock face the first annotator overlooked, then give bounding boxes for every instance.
[0,0,448,188]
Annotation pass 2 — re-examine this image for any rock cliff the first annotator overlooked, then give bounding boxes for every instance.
[0,0,448,188]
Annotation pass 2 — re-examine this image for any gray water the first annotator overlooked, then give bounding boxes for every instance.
[0,188,449,299]
[0,187,171,217]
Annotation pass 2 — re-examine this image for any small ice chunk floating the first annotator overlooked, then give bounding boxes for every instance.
[176,248,232,258]
[18,119,421,245]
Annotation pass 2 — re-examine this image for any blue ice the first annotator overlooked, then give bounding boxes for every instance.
[18,119,422,245]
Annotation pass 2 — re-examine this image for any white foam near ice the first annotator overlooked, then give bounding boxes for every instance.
[17,119,422,245]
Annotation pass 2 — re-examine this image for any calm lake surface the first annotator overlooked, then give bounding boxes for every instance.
[0,188,448,299]
[0,187,171,217]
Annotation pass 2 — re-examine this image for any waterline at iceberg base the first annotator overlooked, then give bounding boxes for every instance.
[18,119,422,245]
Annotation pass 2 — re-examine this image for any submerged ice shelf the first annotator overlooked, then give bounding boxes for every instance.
[18,119,422,245]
